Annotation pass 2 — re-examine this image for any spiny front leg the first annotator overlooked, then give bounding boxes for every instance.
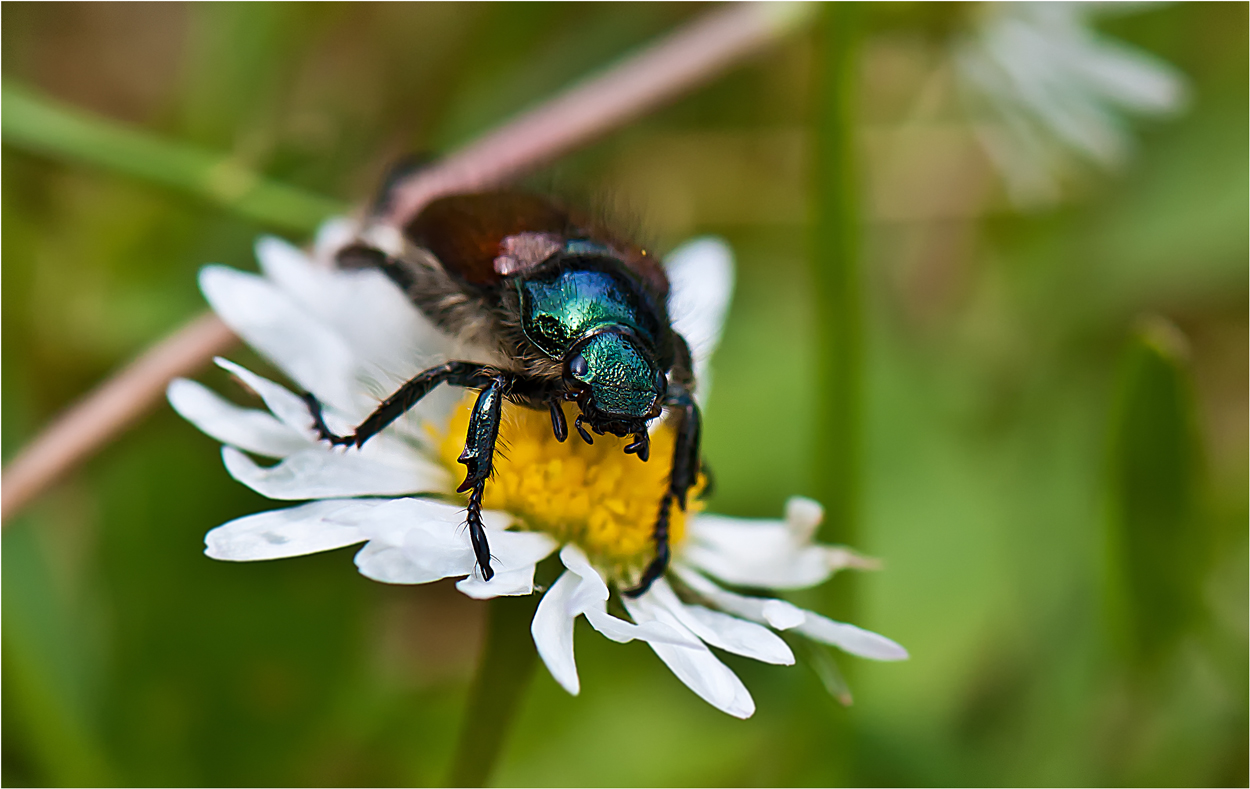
[624,384,701,598]
[302,361,493,448]
[457,374,509,582]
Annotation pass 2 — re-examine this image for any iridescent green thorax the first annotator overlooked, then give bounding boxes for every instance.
[516,262,660,357]
[516,253,666,419]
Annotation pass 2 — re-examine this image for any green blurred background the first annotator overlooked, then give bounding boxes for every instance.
[3,3,1246,786]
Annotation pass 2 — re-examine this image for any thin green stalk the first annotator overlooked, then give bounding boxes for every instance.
[2,82,344,232]
[446,593,541,787]
[809,3,864,623]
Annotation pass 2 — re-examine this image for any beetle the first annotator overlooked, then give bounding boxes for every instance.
[301,191,702,597]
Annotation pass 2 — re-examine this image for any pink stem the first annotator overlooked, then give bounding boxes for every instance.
[384,3,803,225]
[2,312,236,522]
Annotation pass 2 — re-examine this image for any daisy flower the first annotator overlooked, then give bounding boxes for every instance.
[953,2,1187,207]
[168,220,907,718]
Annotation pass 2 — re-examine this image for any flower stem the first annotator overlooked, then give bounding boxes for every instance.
[446,594,541,787]
[809,2,864,623]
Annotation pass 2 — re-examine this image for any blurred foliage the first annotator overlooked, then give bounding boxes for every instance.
[1107,319,1208,668]
[2,3,1246,787]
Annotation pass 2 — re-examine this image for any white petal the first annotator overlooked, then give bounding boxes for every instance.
[312,216,358,260]
[353,540,433,584]
[582,607,698,647]
[222,445,446,500]
[200,265,361,414]
[647,579,793,665]
[213,358,318,436]
[168,378,310,457]
[684,503,875,591]
[622,593,755,719]
[205,499,380,561]
[353,504,475,584]
[760,599,807,630]
[795,611,909,661]
[355,498,508,547]
[672,565,808,630]
[255,236,453,388]
[785,496,824,542]
[348,498,553,591]
[684,515,832,589]
[489,528,560,572]
[681,605,794,664]
[555,546,698,647]
[665,237,734,406]
[531,570,581,695]
[455,529,558,599]
[456,565,538,599]
[558,544,610,610]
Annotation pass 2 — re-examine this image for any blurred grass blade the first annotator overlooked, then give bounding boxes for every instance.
[1106,317,1210,666]
[446,593,541,787]
[2,82,344,232]
[809,3,863,619]
[3,527,115,786]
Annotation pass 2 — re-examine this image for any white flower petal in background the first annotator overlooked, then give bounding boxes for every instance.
[954,2,1187,207]
[205,498,382,561]
[167,378,310,458]
[665,237,734,406]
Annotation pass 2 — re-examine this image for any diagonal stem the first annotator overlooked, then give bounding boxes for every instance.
[446,594,541,788]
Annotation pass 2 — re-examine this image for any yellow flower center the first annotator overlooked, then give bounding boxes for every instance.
[438,397,703,580]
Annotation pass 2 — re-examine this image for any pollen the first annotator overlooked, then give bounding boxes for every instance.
[438,397,702,578]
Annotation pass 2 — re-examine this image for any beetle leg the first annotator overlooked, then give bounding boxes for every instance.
[624,431,650,462]
[574,415,594,445]
[457,373,510,582]
[624,384,701,598]
[548,399,568,442]
[301,361,495,449]
[301,361,506,582]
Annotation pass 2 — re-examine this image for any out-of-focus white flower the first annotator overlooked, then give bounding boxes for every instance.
[954,2,1187,206]
[168,223,906,718]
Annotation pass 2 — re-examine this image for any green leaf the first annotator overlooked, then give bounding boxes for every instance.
[1106,317,1211,666]
[2,82,344,232]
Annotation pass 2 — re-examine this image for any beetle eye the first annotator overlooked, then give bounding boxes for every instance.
[569,354,589,378]
[655,368,667,391]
